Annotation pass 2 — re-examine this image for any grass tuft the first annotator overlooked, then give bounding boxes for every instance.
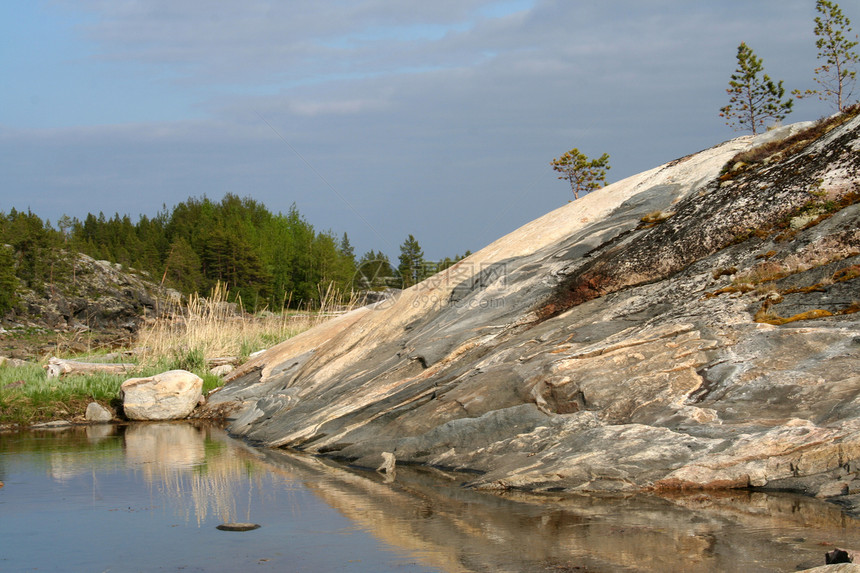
[721,103,860,177]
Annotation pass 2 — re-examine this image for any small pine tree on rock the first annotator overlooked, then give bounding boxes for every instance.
[550,149,611,200]
[720,42,793,134]
[794,0,859,111]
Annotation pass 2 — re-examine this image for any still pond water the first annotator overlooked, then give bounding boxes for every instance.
[1,422,859,572]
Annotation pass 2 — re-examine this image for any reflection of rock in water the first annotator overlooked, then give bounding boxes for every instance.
[19,424,860,570]
[45,426,122,481]
[124,423,206,472]
[86,423,117,442]
[255,448,860,573]
[123,424,294,527]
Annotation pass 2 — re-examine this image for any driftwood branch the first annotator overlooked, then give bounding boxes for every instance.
[207,356,241,368]
[43,352,261,379]
[45,357,138,379]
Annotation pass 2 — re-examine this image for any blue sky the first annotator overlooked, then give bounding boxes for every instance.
[0,0,846,260]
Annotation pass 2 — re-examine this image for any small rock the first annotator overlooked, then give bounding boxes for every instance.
[85,402,113,423]
[817,481,853,498]
[377,452,397,474]
[826,548,852,564]
[216,523,260,531]
[210,364,234,377]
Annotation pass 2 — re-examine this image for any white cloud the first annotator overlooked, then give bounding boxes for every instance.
[287,97,392,117]
[6,0,842,258]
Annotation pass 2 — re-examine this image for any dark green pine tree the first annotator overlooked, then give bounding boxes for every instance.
[398,234,425,288]
[0,245,18,313]
[162,236,203,294]
[356,250,397,290]
[720,42,793,134]
[334,232,357,291]
[311,232,342,290]
[795,0,860,111]
[338,232,355,262]
[200,226,270,306]
[3,208,66,294]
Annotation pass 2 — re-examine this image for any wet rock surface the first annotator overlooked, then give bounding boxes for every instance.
[208,115,860,510]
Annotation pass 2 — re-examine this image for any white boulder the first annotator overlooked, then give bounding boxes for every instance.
[121,370,203,421]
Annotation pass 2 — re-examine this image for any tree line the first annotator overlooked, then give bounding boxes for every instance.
[0,194,467,314]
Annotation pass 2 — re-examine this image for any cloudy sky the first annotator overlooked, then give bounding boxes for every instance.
[0,1,847,260]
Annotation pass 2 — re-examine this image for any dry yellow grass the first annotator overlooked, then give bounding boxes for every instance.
[135,282,355,368]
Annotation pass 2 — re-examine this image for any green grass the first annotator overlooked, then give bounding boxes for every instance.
[0,283,347,427]
[0,363,121,425]
[0,361,223,426]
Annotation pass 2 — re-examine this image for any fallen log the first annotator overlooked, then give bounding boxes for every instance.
[207,356,241,368]
[87,349,141,363]
[45,357,138,379]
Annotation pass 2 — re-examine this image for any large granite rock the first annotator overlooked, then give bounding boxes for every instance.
[207,112,860,505]
[121,370,203,421]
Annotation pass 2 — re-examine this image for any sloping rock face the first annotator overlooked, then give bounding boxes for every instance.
[208,113,860,500]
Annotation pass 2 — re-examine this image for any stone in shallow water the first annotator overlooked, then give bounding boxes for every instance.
[216,523,260,531]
